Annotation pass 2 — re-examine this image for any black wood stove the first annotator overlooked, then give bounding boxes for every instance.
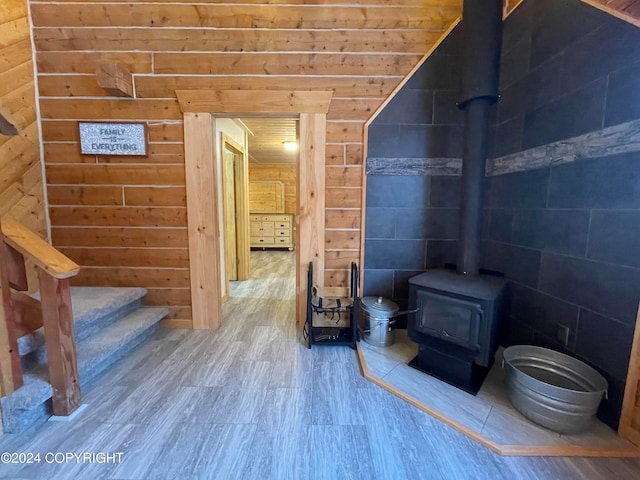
[407,0,506,395]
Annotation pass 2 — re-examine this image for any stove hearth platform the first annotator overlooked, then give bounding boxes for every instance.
[357,331,640,457]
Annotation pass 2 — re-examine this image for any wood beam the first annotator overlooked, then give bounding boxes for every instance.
[184,112,222,329]
[176,90,333,114]
[96,63,134,97]
[297,112,326,325]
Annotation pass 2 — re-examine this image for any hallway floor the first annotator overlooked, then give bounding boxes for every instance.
[0,251,639,479]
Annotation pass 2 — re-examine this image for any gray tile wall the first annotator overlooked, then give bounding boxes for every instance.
[363,26,465,322]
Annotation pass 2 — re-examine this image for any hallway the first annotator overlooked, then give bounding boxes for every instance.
[0,251,639,479]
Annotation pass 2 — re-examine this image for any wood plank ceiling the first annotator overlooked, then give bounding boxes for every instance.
[32,0,463,322]
[240,117,298,164]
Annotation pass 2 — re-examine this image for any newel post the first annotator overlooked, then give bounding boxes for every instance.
[37,270,81,416]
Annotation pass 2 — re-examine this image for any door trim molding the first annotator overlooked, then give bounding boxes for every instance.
[180,90,332,329]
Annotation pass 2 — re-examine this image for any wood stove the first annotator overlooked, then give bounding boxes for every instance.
[406,0,506,395]
[408,270,505,395]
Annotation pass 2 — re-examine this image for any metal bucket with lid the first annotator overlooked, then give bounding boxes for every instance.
[359,296,416,347]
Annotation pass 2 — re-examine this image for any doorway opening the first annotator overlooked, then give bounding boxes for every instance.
[221,117,298,306]
[179,89,331,331]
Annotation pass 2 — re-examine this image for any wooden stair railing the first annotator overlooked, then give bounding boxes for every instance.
[0,218,81,416]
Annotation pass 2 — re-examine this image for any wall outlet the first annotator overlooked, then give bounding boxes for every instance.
[556,324,570,347]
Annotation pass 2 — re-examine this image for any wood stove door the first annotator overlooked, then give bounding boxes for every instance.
[415,291,483,351]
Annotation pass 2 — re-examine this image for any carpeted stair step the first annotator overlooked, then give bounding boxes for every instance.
[17,287,148,356]
[1,305,168,433]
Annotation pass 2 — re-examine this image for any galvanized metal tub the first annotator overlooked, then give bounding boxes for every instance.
[503,345,608,435]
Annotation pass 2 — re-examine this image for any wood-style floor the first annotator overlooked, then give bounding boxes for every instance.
[1,251,640,479]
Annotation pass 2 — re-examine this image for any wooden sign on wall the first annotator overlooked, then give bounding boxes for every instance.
[79,122,147,156]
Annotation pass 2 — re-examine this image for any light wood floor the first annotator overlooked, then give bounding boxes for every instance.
[1,251,640,479]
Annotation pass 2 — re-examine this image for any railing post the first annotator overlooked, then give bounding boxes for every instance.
[0,235,23,395]
[37,270,81,416]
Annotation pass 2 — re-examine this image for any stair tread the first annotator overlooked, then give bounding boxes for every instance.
[2,307,167,414]
[77,306,168,382]
[19,287,148,355]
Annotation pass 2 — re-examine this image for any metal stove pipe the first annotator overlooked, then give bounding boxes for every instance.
[456,0,503,276]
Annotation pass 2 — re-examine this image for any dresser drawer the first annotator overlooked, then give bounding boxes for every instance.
[275,237,290,245]
[249,214,262,222]
[250,222,262,236]
[263,214,290,222]
[275,229,290,237]
[274,221,290,229]
[252,236,275,245]
[260,223,275,236]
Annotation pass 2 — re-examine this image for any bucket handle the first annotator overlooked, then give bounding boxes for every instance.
[360,318,396,333]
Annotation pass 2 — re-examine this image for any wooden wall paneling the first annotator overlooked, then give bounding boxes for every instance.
[297,112,326,324]
[29,5,458,29]
[155,53,421,76]
[183,113,222,329]
[36,51,153,74]
[72,267,190,288]
[33,27,442,54]
[59,247,189,269]
[249,164,296,215]
[325,144,345,165]
[39,99,182,120]
[1,0,47,297]
[49,206,187,227]
[620,303,640,445]
[345,144,363,165]
[123,186,186,207]
[326,166,362,187]
[51,227,188,248]
[47,186,123,206]
[325,210,361,230]
[176,90,333,115]
[45,165,186,185]
[135,76,400,100]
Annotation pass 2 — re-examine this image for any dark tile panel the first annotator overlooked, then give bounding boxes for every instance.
[405,54,461,91]
[484,242,542,288]
[394,208,428,240]
[538,252,640,326]
[529,0,612,69]
[364,207,395,239]
[373,89,434,125]
[435,25,462,55]
[489,209,513,243]
[561,21,640,95]
[393,270,424,300]
[605,61,640,127]
[362,269,394,298]
[548,152,640,209]
[497,76,529,124]
[511,209,590,257]
[395,208,459,240]
[575,309,634,381]
[588,210,640,269]
[503,318,535,347]
[397,125,464,158]
[526,55,563,111]
[425,239,458,269]
[481,209,491,241]
[365,175,430,208]
[433,91,464,125]
[366,124,399,157]
[522,77,607,150]
[429,175,461,208]
[492,117,523,158]
[364,239,426,270]
[490,168,550,209]
[502,0,534,52]
[500,34,531,90]
[509,283,580,348]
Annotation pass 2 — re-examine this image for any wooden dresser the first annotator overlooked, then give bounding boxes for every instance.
[250,213,293,250]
